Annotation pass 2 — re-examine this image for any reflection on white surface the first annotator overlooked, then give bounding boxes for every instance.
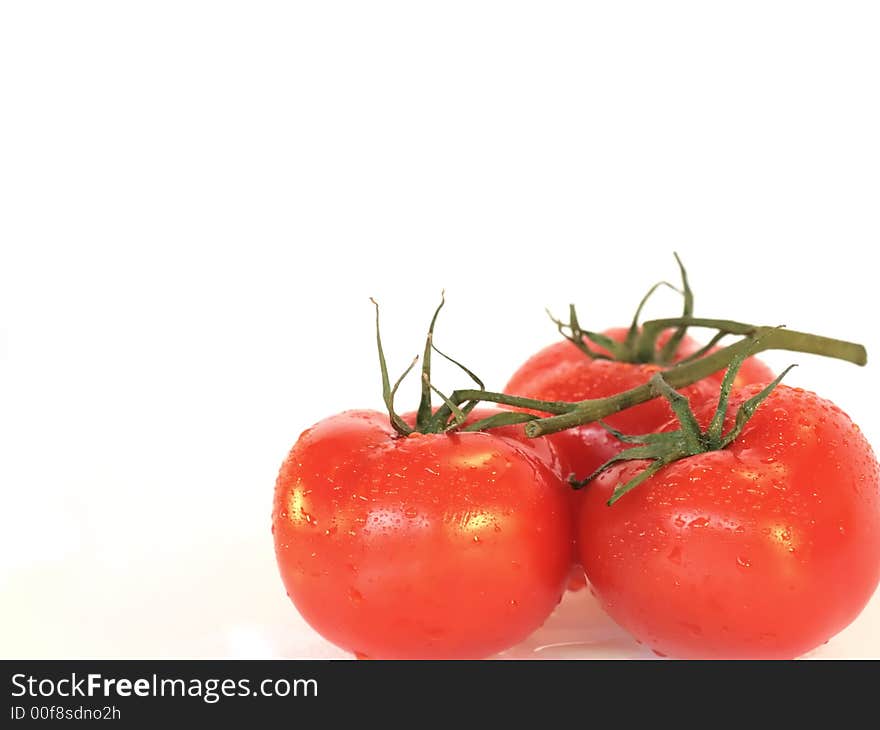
[226,625,278,659]
[496,588,654,659]
[2,529,878,660]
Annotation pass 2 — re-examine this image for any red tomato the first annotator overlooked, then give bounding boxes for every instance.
[272,409,573,659]
[576,384,880,659]
[504,327,772,478]
[504,330,712,478]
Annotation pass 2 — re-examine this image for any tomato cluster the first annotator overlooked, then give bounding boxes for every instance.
[272,267,879,659]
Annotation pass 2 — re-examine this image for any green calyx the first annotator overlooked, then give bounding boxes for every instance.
[371,295,539,435]
[549,252,697,365]
[570,345,796,505]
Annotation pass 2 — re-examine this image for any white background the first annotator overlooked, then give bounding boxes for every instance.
[1,2,878,658]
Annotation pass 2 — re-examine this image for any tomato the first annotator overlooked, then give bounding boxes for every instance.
[504,327,772,479]
[504,329,711,478]
[575,384,880,659]
[272,408,574,659]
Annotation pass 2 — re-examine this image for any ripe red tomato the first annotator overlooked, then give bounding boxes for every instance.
[504,327,772,479]
[272,408,574,659]
[504,330,709,478]
[575,384,880,659]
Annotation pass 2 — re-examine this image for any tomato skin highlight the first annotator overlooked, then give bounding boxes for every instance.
[272,409,574,659]
[414,407,566,479]
[576,385,880,659]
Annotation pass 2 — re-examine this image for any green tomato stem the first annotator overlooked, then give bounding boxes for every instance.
[521,323,866,437]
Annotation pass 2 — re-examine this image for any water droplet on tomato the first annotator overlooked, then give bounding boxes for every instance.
[736,556,751,568]
[688,516,710,528]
